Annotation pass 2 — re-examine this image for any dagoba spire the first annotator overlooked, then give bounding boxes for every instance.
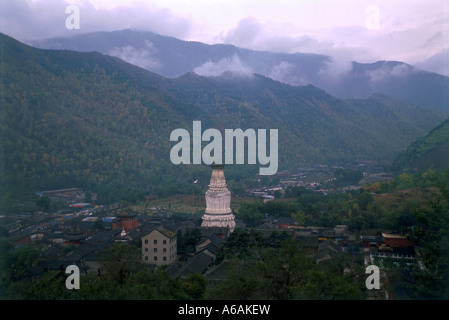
[201,165,235,233]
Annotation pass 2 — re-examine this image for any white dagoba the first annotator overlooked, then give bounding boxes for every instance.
[201,165,235,233]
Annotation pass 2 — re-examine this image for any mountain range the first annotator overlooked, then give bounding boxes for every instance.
[29,29,449,113]
[0,32,448,202]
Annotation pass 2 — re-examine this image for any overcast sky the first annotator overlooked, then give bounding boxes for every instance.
[1,0,448,76]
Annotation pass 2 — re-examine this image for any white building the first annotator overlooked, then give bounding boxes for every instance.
[201,165,236,233]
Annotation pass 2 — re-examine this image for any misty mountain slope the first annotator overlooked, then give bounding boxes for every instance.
[29,29,449,113]
[163,71,446,165]
[335,61,449,110]
[0,33,445,198]
[28,29,329,80]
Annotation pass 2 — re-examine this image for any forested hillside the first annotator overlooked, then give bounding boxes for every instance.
[393,117,449,171]
[0,33,199,203]
[0,33,445,205]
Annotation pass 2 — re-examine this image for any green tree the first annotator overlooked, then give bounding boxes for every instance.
[204,255,262,300]
[85,191,92,203]
[236,201,265,227]
[36,196,51,211]
[257,239,314,299]
[409,173,449,299]
[27,270,74,300]
[99,243,142,286]
[180,273,207,299]
[177,228,202,255]
[334,168,363,187]
[357,190,373,211]
[291,209,306,225]
[146,269,189,299]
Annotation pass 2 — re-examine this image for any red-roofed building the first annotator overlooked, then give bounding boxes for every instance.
[382,233,415,248]
[113,211,138,231]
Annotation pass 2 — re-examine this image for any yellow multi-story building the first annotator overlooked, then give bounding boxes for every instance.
[141,225,177,266]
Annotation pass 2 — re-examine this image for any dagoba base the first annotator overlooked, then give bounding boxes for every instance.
[201,213,236,233]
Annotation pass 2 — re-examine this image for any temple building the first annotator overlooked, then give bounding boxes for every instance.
[201,165,235,233]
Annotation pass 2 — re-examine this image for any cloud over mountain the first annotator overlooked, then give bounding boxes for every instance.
[367,63,415,83]
[28,29,449,113]
[1,0,446,77]
[194,55,254,77]
[109,40,162,71]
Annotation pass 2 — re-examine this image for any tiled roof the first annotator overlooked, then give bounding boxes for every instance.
[174,252,213,279]
[142,225,177,238]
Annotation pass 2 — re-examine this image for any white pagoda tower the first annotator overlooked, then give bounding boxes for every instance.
[201,165,235,233]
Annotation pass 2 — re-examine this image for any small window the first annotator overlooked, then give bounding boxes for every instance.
[163,248,167,253]
[144,239,148,244]
[163,240,167,245]
[154,248,157,252]
[145,248,148,252]
[154,240,157,245]
[154,256,157,261]
[163,257,167,261]
[144,256,148,261]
